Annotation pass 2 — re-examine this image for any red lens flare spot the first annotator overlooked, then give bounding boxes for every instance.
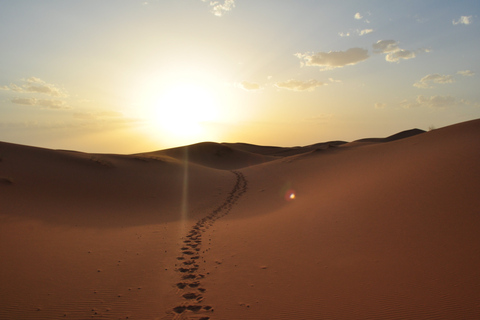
[285,189,296,201]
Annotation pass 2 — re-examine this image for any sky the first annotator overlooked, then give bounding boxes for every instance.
[0,0,479,153]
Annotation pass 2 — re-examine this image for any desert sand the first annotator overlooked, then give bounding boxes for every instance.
[1,119,479,319]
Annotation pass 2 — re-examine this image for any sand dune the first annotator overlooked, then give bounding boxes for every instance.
[1,119,479,319]
[139,142,277,170]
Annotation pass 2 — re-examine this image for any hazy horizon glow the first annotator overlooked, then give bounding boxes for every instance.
[1,1,479,153]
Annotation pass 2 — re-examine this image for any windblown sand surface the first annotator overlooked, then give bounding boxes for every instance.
[1,119,479,319]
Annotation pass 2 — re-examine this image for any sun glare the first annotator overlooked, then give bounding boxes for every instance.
[147,83,220,142]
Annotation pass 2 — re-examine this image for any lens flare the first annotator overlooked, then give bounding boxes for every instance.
[181,148,189,221]
[285,189,296,201]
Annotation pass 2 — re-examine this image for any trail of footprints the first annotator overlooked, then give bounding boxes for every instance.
[171,170,247,319]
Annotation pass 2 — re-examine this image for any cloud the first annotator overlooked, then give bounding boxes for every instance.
[10,97,70,109]
[275,79,326,92]
[3,77,70,110]
[10,98,37,105]
[203,0,235,17]
[339,29,373,37]
[73,111,124,120]
[0,113,141,133]
[385,49,417,62]
[372,40,399,53]
[37,99,69,109]
[359,29,374,36]
[401,95,464,109]
[413,73,455,88]
[295,48,369,70]
[416,95,457,108]
[374,102,386,109]
[328,78,343,84]
[238,81,261,91]
[2,77,67,97]
[354,12,371,23]
[373,40,429,62]
[453,15,473,25]
[457,70,475,76]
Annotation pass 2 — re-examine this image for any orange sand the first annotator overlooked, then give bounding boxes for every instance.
[1,119,479,319]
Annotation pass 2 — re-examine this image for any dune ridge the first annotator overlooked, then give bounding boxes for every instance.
[1,119,479,319]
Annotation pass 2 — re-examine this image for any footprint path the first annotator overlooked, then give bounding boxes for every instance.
[169,170,248,319]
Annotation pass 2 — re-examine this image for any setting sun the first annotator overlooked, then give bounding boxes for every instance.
[151,83,219,137]
[136,81,224,146]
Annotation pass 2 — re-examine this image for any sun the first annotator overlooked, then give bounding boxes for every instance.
[148,83,220,141]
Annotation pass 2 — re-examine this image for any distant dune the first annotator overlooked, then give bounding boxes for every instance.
[1,119,479,319]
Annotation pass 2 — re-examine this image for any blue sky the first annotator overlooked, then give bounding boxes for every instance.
[0,0,479,153]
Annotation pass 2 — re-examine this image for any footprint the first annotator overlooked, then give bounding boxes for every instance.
[182,292,202,300]
[176,283,187,289]
[177,267,197,273]
[172,306,186,314]
[170,170,248,317]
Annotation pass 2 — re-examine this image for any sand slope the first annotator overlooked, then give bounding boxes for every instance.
[202,119,480,319]
[1,119,479,319]
[140,142,278,170]
[0,142,234,319]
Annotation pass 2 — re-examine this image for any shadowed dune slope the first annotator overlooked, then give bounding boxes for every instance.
[0,142,238,320]
[138,127,426,170]
[341,128,426,148]
[0,141,233,226]
[225,140,348,157]
[138,142,277,170]
[354,128,426,143]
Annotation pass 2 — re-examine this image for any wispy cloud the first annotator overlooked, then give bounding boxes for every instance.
[1,77,67,97]
[401,95,466,109]
[73,111,124,120]
[372,40,399,53]
[339,28,373,37]
[414,71,475,88]
[295,48,369,71]
[2,77,70,110]
[413,73,455,88]
[237,81,261,91]
[453,15,473,25]
[328,78,343,84]
[275,79,326,92]
[416,95,458,108]
[0,113,141,132]
[457,70,475,77]
[385,49,417,62]
[10,97,70,109]
[354,12,371,23]
[359,29,374,36]
[203,0,235,17]
[374,102,386,109]
[373,40,429,62]
[71,111,143,132]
